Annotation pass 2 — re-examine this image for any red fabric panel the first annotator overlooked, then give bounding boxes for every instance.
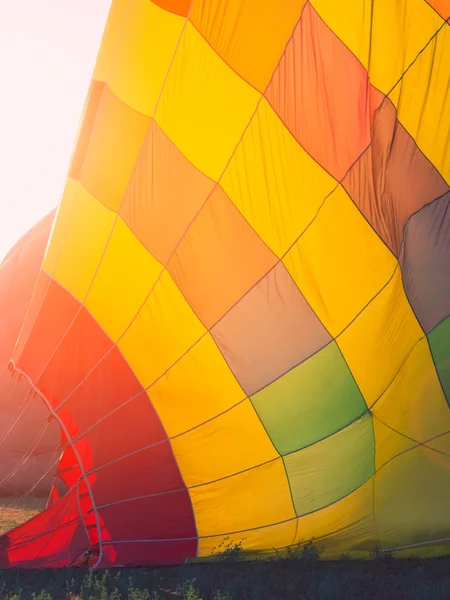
[58,346,151,433]
[16,277,79,382]
[0,210,55,369]
[36,305,113,409]
[0,212,59,497]
[0,488,89,568]
[97,492,195,542]
[10,277,197,566]
[65,393,166,473]
[89,441,186,506]
[265,3,384,181]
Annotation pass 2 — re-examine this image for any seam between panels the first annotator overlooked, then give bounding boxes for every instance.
[9,361,104,568]
[85,427,450,549]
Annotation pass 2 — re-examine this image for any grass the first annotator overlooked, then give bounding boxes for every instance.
[0,506,448,599]
[0,497,46,536]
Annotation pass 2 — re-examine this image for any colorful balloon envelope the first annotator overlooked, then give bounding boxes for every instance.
[1,0,449,568]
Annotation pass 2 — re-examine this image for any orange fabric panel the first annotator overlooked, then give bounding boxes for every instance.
[152,0,191,17]
[190,0,306,91]
[265,3,384,181]
[80,85,150,212]
[120,121,215,265]
[69,81,105,181]
[167,187,278,328]
[425,0,449,19]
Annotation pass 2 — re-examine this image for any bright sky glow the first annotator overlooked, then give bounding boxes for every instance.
[0,0,111,261]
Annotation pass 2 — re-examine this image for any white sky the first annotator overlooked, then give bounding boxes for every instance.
[0,0,111,261]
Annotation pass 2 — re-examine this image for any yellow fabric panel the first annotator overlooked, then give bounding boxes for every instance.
[373,417,415,472]
[42,177,78,275]
[85,218,162,342]
[93,0,129,82]
[390,24,450,184]
[118,270,206,389]
[283,185,397,337]
[50,184,116,302]
[80,85,150,212]
[372,337,450,451]
[190,458,296,537]
[155,21,261,181]
[197,520,296,558]
[221,99,337,257]
[375,446,450,550]
[368,0,443,95]
[172,399,278,487]
[149,333,244,438]
[309,0,371,69]
[337,269,423,407]
[107,0,185,115]
[310,0,442,94]
[295,478,377,558]
[190,0,306,92]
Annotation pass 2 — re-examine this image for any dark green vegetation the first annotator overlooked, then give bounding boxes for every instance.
[0,541,448,600]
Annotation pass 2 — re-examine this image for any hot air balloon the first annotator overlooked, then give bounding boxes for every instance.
[0,0,449,568]
[0,211,59,498]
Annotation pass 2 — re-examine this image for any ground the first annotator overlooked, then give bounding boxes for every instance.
[0,498,46,536]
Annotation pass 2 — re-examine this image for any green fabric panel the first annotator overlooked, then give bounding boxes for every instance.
[251,341,366,455]
[428,316,450,407]
[284,412,375,516]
